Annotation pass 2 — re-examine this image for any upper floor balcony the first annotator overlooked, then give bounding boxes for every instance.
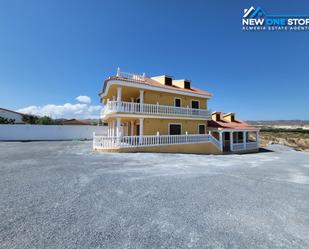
[101,101,212,119]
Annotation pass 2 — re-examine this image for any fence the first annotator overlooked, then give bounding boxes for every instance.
[0,124,107,141]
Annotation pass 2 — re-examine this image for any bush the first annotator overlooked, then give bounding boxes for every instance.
[0,117,15,124]
[22,115,62,125]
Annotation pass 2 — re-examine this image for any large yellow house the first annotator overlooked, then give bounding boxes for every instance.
[93,69,259,154]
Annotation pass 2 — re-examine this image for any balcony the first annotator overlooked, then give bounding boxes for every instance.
[101,101,212,119]
[93,134,221,150]
[93,133,259,152]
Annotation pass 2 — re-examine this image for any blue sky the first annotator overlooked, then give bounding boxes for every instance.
[0,0,308,120]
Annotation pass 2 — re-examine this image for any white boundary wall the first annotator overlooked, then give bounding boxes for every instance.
[0,124,107,141]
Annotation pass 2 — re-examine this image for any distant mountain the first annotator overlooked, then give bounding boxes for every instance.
[247,120,309,130]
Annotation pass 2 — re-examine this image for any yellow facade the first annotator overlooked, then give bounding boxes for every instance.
[143,119,207,135]
[143,90,207,109]
[102,85,207,109]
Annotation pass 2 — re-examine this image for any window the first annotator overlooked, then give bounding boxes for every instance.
[198,124,206,134]
[184,81,191,89]
[165,77,172,86]
[174,98,181,107]
[169,124,181,135]
[191,100,199,109]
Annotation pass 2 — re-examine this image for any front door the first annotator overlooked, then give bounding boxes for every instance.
[169,124,181,135]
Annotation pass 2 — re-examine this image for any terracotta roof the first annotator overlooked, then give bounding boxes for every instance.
[62,119,93,125]
[208,119,258,130]
[101,76,212,98]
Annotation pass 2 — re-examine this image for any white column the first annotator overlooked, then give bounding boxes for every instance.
[116,118,121,137]
[139,90,144,112]
[117,87,122,102]
[107,122,110,136]
[243,131,247,149]
[256,131,259,147]
[112,120,115,137]
[125,122,128,136]
[230,131,233,151]
[131,120,134,136]
[139,118,144,143]
[219,131,223,151]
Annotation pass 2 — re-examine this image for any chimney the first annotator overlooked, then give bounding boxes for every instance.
[212,111,223,121]
[173,79,191,89]
[151,75,173,86]
[223,113,236,122]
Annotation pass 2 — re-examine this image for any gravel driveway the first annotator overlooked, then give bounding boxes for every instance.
[0,141,308,249]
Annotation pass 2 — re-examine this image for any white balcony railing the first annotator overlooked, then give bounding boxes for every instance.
[101,101,211,118]
[93,134,221,150]
[116,69,145,82]
[231,141,258,151]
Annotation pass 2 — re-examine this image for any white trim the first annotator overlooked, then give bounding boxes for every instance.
[100,79,212,99]
[103,113,211,121]
[168,123,182,135]
[191,99,200,109]
[217,128,260,132]
[174,97,182,107]
[198,123,206,134]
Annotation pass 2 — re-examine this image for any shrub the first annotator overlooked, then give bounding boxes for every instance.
[0,117,15,124]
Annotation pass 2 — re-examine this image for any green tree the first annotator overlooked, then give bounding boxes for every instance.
[36,116,62,125]
[0,117,15,124]
[22,114,39,124]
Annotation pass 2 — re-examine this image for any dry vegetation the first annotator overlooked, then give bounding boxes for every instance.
[260,130,309,152]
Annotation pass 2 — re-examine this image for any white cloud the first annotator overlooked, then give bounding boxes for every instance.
[76,95,91,104]
[17,96,102,119]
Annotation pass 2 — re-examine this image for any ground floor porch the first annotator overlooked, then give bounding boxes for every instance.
[94,117,259,154]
